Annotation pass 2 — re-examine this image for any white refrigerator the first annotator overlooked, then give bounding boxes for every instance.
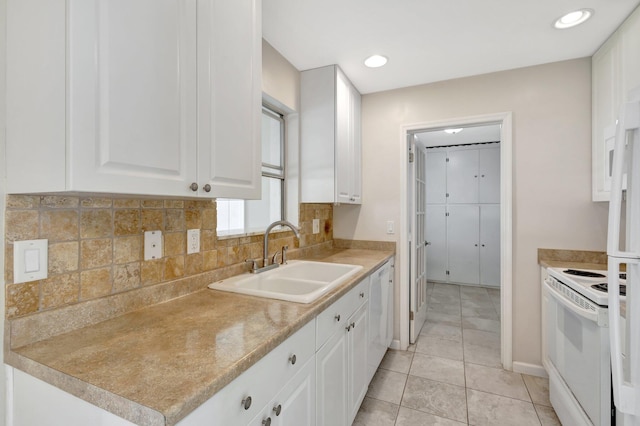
[608,87,640,426]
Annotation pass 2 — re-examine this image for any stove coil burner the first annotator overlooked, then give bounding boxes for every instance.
[562,269,606,278]
[620,273,627,280]
[591,283,627,296]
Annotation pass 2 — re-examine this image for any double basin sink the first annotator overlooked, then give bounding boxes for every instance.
[208,260,363,303]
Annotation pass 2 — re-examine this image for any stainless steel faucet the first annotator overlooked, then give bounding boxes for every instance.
[248,220,300,273]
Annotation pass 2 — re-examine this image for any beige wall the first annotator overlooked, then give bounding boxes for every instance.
[262,39,300,112]
[335,58,609,366]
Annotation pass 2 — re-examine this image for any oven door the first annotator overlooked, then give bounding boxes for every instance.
[545,279,611,426]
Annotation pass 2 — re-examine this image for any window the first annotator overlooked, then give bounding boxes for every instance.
[216,105,285,235]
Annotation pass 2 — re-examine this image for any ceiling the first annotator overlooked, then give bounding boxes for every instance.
[263,0,640,94]
[416,124,501,148]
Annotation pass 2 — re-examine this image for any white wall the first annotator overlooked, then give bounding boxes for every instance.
[262,39,300,112]
[335,58,609,366]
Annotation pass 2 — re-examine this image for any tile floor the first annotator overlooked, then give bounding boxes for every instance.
[354,282,561,426]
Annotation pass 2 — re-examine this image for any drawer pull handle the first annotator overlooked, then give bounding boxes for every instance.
[359,292,365,298]
[241,396,252,410]
[262,417,271,426]
[334,314,341,322]
[289,354,297,365]
[273,404,282,416]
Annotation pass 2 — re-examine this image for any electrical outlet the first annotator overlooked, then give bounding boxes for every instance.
[187,229,200,254]
[312,219,320,234]
[144,231,163,260]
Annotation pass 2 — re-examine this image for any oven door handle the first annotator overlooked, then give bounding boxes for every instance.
[544,279,599,323]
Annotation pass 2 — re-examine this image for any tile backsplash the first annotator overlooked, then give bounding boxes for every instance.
[5,195,333,319]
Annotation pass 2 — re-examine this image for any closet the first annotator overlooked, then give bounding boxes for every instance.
[425,143,500,287]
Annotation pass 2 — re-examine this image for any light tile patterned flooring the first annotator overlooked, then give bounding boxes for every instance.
[354,282,561,426]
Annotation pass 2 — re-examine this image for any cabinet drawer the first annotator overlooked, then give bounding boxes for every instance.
[182,319,315,426]
[316,278,369,351]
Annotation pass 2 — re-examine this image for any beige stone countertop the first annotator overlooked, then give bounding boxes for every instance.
[539,260,608,270]
[9,248,394,426]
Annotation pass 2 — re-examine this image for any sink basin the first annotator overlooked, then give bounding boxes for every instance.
[208,260,363,303]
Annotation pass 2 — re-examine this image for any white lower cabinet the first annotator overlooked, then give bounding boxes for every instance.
[177,320,316,426]
[316,279,370,426]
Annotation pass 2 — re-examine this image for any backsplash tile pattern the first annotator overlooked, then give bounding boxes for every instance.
[5,196,333,319]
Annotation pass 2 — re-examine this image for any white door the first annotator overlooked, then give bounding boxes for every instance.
[448,205,480,285]
[197,0,262,199]
[410,144,428,343]
[69,0,198,196]
[316,330,348,426]
[425,150,447,204]
[426,205,447,281]
[447,149,479,204]
[480,204,501,287]
[479,147,501,203]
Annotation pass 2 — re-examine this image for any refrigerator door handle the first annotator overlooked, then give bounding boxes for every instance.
[608,257,640,417]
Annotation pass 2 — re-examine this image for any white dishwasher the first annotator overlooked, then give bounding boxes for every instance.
[367,258,394,383]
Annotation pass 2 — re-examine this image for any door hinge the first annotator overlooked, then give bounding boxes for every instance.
[445,212,449,216]
[409,311,414,320]
[446,157,450,162]
[446,193,449,197]
[409,152,414,163]
[446,270,450,275]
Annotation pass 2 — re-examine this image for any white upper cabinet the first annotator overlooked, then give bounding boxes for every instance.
[592,5,640,201]
[6,0,261,199]
[301,65,362,204]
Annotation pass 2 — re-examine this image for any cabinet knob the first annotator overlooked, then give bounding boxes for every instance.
[425,241,430,246]
[359,292,365,298]
[262,417,272,426]
[289,354,297,365]
[203,184,212,193]
[273,404,282,416]
[335,314,341,322]
[474,175,478,178]
[346,324,352,331]
[482,244,485,247]
[481,174,485,177]
[190,182,198,192]
[475,244,478,247]
[241,396,252,410]
[351,322,356,329]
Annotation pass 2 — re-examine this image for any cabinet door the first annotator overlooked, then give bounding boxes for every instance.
[480,204,501,287]
[426,151,447,204]
[277,358,316,426]
[479,147,500,204]
[68,0,198,196]
[447,149,479,204]
[621,7,640,101]
[347,303,368,425]
[197,0,262,199]
[251,358,316,426]
[592,36,622,201]
[447,205,480,285]
[349,84,363,204]
[316,329,348,426]
[336,69,354,204]
[426,206,448,282]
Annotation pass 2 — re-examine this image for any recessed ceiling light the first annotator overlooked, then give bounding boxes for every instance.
[554,9,593,29]
[364,55,388,68]
[444,128,463,134]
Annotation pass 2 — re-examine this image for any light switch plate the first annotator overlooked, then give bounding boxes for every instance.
[14,239,48,283]
[144,231,163,260]
[312,219,320,234]
[187,229,200,254]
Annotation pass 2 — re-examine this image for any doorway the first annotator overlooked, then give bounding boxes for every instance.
[399,112,513,370]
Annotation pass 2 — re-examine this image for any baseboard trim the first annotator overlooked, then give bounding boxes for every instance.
[512,361,547,378]
[389,339,402,350]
